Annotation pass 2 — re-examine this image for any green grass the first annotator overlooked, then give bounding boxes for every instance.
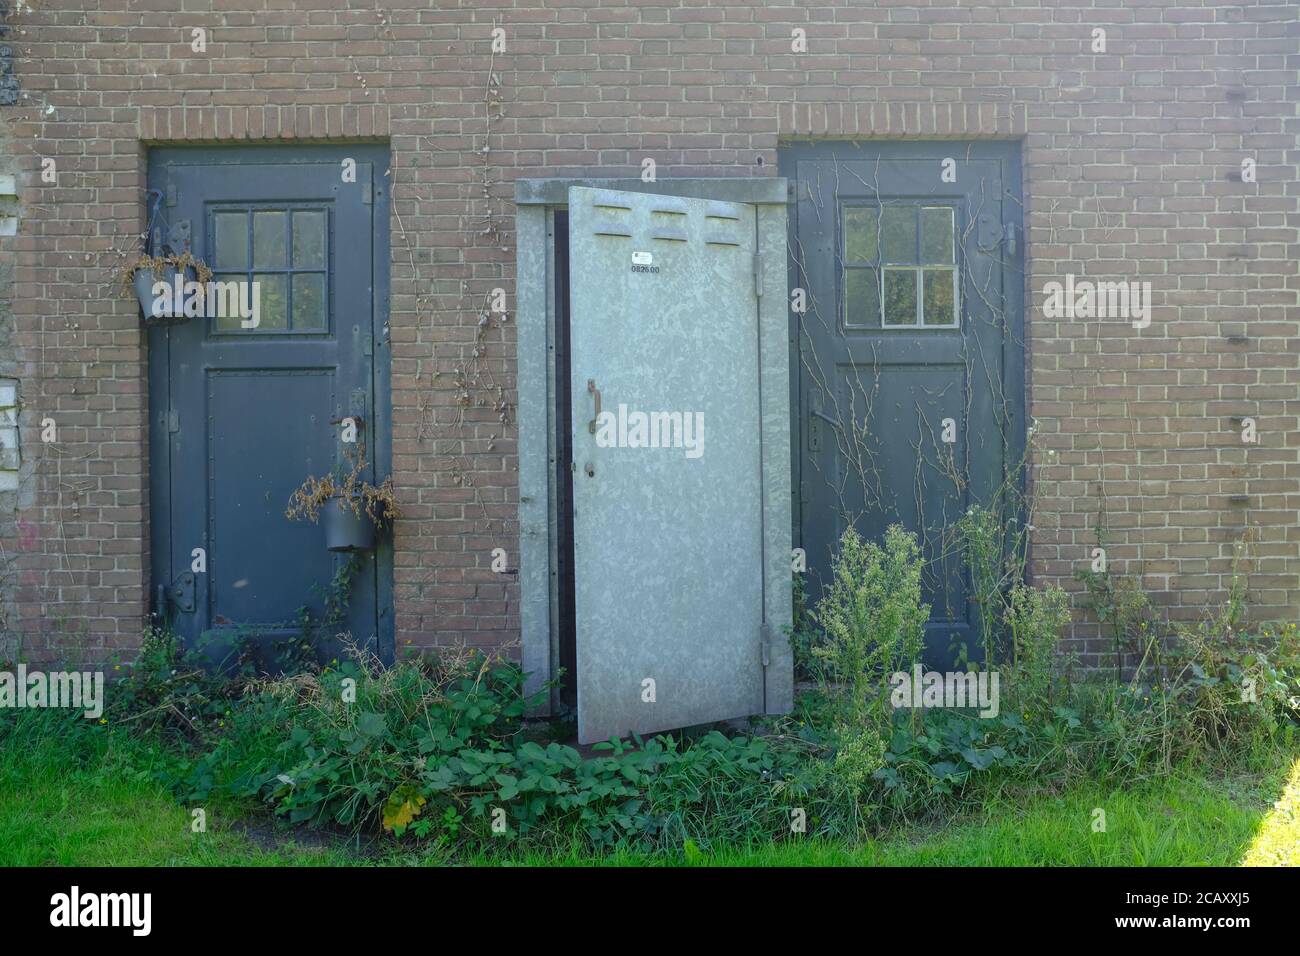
[474,763,1300,866]
[2,709,1296,866]
[0,710,351,866]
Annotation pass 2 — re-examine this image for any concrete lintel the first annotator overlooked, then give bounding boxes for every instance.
[515,177,788,207]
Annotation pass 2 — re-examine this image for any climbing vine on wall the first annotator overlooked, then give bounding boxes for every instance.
[394,19,515,534]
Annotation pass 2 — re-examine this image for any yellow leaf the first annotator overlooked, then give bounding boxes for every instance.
[382,790,427,831]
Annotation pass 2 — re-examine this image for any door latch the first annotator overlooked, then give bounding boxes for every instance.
[808,390,836,452]
[1003,221,1019,257]
[587,379,602,434]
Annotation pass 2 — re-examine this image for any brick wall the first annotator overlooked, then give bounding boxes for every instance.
[2,0,1296,668]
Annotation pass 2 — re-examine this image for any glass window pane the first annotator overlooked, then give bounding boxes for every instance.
[292,210,326,268]
[883,268,918,326]
[213,212,248,270]
[252,211,287,268]
[252,274,288,329]
[843,206,879,262]
[292,274,326,329]
[880,206,917,263]
[923,268,957,327]
[213,274,247,331]
[921,207,955,263]
[844,268,879,327]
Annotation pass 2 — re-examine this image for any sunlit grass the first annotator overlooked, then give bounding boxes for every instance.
[1239,754,1300,866]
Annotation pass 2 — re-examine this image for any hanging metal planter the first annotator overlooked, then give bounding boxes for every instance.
[133,260,196,320]
[131,189,203,325]
[323,495,377,552]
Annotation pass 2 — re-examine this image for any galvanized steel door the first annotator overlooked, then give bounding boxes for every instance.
[147,146,390,668]
[568,186,766,744]
[786,142,1025,667]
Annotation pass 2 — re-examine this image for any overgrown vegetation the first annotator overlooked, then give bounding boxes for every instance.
[792,517,1299,836]
[2,518,1296,862]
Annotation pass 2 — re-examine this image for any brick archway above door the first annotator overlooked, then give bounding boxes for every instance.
[137,105,393,143]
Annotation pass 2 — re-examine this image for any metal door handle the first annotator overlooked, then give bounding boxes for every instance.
[587,379,602,434]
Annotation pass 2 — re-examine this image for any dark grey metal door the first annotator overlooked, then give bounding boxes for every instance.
[148,145,392,667]
[784,142,1024,666]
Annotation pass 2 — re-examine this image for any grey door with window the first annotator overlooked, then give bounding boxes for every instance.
[147,145,392,667]
[784,142,1024,666]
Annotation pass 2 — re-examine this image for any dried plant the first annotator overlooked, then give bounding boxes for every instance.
[121,249,214,288]
[285,445,400,526]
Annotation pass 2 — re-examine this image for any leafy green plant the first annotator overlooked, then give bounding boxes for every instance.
[810,524,930,721]
[788,573,820,680]
[1004,582,1072,716]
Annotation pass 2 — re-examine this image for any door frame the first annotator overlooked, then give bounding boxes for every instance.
[145,143,394,664]
[514,176,792,718]
[779,140,1028,600]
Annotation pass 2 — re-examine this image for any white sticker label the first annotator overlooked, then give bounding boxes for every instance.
[631,251,653,266]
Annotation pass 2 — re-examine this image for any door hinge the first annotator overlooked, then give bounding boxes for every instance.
[167,409,179,433]
[1003,221,1018,257]
[760,623,773,667]
[167,218,191,256]
[162,571,195,614]
[753,253,763,297]
[361,164,373,205]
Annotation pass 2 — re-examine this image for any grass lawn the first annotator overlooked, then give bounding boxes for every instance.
[2,716,1296,866]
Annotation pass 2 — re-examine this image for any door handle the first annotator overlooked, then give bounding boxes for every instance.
[587,379,602,434]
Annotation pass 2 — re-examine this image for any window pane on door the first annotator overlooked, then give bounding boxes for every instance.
[252,211,287,268]
[880,206,917,263]
[292,273,326,329]
[213,274,246,331]
[883,267,917,326]
[253,273,288,329]
[844,267,880,328]
[843,206,879,263]
[213,212,248,270]
[921,207,955,263]
[923,268,957,327]
[292,210,326,268]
